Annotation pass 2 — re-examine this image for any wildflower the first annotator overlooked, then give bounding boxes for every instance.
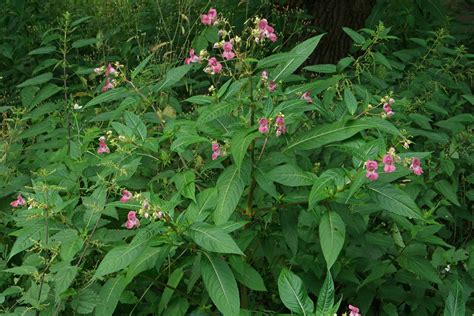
[10,194,26,208]
[410,157,424,176]
[201,8,218,26]
[261,70,269,80]
[275,113,286,137]
[257,18,278,42]
[349,305,361,316]
[268,80,277,93]
[382,153,396,173]
[205,57,222,75]
[94,67,103,75]
[211,141,221,160]
[97,136,110,154]
[258,118,269,134]
[73,103,83,110]
[301,91,313,103]
[101,78,114,92]
[185,48,200,64]
[154,210,164,220]
[218,29,227,37]
[383,102,394,118]
[120,189,132,203]
[125,211,140,229]
[104,63,117,77]
[222,41,235,60]
[142,200,150,211]
[365,160,379,181]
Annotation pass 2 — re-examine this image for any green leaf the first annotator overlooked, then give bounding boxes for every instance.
[304,64,337,73]
[17,72,53,87]
[344,87,358,115]
[72,38,98,48]
[84,87,129,109]
[126,245,170,282]
[172,170,196,202]
[319,211,345,269]
[399,256,442,284]
[434,180,461,206]
[368,183,423,219]
[18,120,53,139]
[28,46,56,55]
[96,276,128,316]
[52,229,84,262]
[285,118,400,152]
[214,163,249,225]
[8,220,44,261]
[337,57,354,72]
[185,188,218,222]
[278,268,314,315]
[229,256,267,291]
[71,288,99,314]
[443,281,465,316]
[342,27,365,44]
[316,272,335,315]
[201,252,240,316]
[124,111,147,140]
[345,169,366,203]
[309,169,341,208]
[94,225,161,278]
[189,222,243,255]
[54,264,78,298]
[158,268,184,314]
[29,83,62,108]
[256,52,292,70]
[184,95,215,105]
[153,65,192,92]
[4,265,37,275]
[198,101,240,124]
[462,94,474,105]
[131,52,154,79]
[267,164,316,187]
[170,135,209,152]
[273,34,325,81]
[231,131,259,170]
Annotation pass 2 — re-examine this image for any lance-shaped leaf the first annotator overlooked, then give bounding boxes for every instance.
[368,183,423,219]
[319,211,345,269]
[201,252,240,316]
[443,281,465,316]
[189,222,243,255]
[316,271,335,315]
[96,276,128,316]
[267,164,316,187]
[278,268,314,315]
[231,130,260,170]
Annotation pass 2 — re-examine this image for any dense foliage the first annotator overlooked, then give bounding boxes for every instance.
[1,1,473,315]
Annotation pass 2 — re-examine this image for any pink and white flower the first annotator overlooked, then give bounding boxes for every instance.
[211,141,221,160]
[185,49,200,64]
[365,160,379,181]
[410,157,424,176]
[125,211,140,229]
[201,8,218,26]
[120,190,132,203]
[268,80,277,93]
[382,153,396,173]
[259,118,269,134]
[222,41,235,60]
[10,194,26,208]
[101,78,114,92]
[275,113,286,137]
[258,18,278,42]
[261,70,269,80]
[383,102,394,118]
[97,136,110,154]
[105,63,117,77]
[349,305,361,316]
[205,57,222,75]
[301,91,313,103]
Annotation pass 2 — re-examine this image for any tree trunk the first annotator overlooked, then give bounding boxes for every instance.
[286,0,376,64]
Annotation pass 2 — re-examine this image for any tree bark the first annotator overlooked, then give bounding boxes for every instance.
[286,0,376,64]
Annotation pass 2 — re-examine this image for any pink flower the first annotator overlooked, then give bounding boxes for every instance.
[259,118,269,134]
[410,157,424,176]
[205,57,222,74]
[258,18,278,42]
[94,67,102,75]
[201,8,218,25]
[105,63,117,77]
[268,80,277,93]
[211,141,221,160]
[261,70,269,80]
[349,305,361,316]
[222,41,235,60]
[365,160,379,181]
[275,113,286,137]
[125,211,140,229]
[120,190,132,203]
[383,103,394,117]
[10,194,26,208]
[389,98,395,105]
[101,78,114,92]
[301,91,313,103]
[382,154,396,173]
[185,49,200,64]
[97,136,110,154]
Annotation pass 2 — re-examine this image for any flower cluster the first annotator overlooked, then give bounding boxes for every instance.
[211,141,221,160]
[382,96,395,118]
[365,149,424,181]
[258,113,287,137]
[118,190,166,229]
[222,41,235,60]
[184,49,201,64]
[10,194,26,208]
[261,70,277,93]
[125,211,140,229]
[204,57,222,75]
[97,136,110,154]
[120,189,133,203]
[95,63,121,92]
[254,17,277,43]
[201,8,218,26]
